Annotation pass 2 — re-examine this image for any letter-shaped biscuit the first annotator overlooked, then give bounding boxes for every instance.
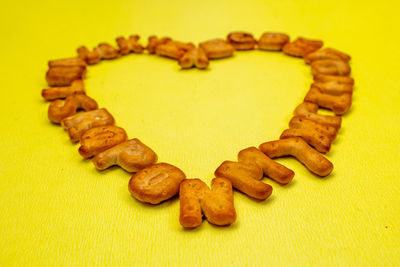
[304,48,351,64]
[227,32,257,50]
[259,137,333,177]
[199,39,235,59]
[155,43,185,59]
[178,47,209,69]
[289,116,337,139]
[258,32,290,51]
[146,36,172,54]
[92,138,158,172]
[280,128,332,153]
[95,43,120,59]
[179,178,236,228]
[166,41,196,52]
[214,161,272,200]
[155,40,195,60]
[46,66,86,86]
[304,87,352,115]
[312,82,353,96]
[48,57,87,68]
[48,94,98,123]
[79,125,128,158]
[294,102,342,129]
[116,35,144,54]
[61,108,115,142]
[283,37,323,57]
[128,163,186,204]
[77,46,101,65]
[238,147,294,184]
[313,73,354,85]
[42,79,85,101]
[311,59,351,76]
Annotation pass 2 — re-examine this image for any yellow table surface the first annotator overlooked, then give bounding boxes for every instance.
[1,0,400,265]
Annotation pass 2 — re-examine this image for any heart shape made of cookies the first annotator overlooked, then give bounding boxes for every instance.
[42,31,353,229]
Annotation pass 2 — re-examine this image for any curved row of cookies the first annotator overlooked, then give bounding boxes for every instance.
[42,31,353,229]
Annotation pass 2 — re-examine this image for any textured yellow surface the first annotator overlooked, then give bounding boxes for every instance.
[1,0,400,265]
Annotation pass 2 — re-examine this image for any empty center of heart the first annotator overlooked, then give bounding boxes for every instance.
[84,51,310,177]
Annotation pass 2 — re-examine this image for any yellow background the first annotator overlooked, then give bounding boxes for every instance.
[1,0,400,265]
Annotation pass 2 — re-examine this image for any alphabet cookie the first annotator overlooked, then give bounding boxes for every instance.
[77,46,101,65]
[304,48,351,64]
[311,59,351,76]
[42,79,85,101]
[313,73,354,85]
[46,66,86,86]
[283,37,323,57]
[280,128,332,153]
[61,108,115,142]
[48,94,98,123]
[146,36,171,54]
[289,116,337,139]
[311,81,353,96]
[294,102,342,129]
[227,32,257,50]
[116,35,144,54]
[215,161,272,200]
[128,163,186,204]
[199,39,235,59]
[238,147,294,184]
[92,138,157,172]
[258,32,290,51]
[179,178,236,228]
[155,40,195,59]
[259,137,333,177]
[178,47,209,69]
[78,125,128,158]
[48,57,87,68]
[304,87,352,115]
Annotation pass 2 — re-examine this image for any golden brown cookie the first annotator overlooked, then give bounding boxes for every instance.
[304,48,351,64]
[238,147,294,184]
[155,40,195,59]
[313,74,354,85]
[311,59,351,76]
[128,163,186,204]
[304,87,352,115]
[46,66,86,86]
[289,116,337,139]
[259,137,333,177]
[178,47,209,69]
[214,161,272,200]
[146,36,172,54]
[48,57,87,68]
[199,39,235,59]
[179,178,207,228]
[179,178,236,228]
[294,102,342,129]
[313,73,354,85]
[227,32,257,50]
[283,37,323,57]
[78,125,128,158]
[280,128,332,153]
[42,79,85,101]
[96,43,120,59]
[258,32,290,51]
[116,35,144,54]
[61,108,115,142]
[48,94,98,123]
[77,46,101,65]
[92,138,158,172]
[312,81,353,96]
